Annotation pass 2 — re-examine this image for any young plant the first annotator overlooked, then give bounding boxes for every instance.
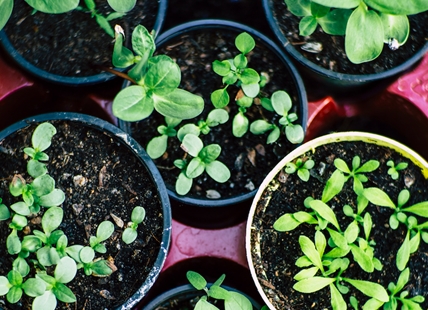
[284,0,428,63]
[387,160,408,180]
[76,0,134,37]
[186,271,253,310]
[89,220,115,253]
[122,206,146,244]
[174,134,231,196]
[111,25,204,122]
[0,271,46,305]
[284,157,314,181]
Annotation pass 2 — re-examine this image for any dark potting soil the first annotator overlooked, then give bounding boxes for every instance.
[130,28,305,200]
[251,141,428,309]
[0,120,164,309]
[3,0,159,77]
[270,0,428,74]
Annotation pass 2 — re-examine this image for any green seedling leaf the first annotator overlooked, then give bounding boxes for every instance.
[209,285,229,300]
[13,257,30,277]
[112,26,135,68]
[53,282,76,303]
[7,231,22,255]
[318,9,352,35]
[113,86,154,121]
[284,0,311,16]
[396,230,410,271]
[274,213,301,231]
[0,276,11,295]
[345,4,384,64]
[147,135,168,159]
[199,144,221,163]
[123,228,138,244]
[55,256,77,284]
[27,159,48,178]
[95,14,114,37]
[299,15,318,36]
[285,124,304,144]
[31,122,57,153]
[350,244,374,272]
[322,170,345,203]
[299,235,323,270]
[144,55,180,95]
[131,206,146,223]
[33,290,57,310]
[330,283,347,310]
[39,189,65,207]
[7,286,22,304]
[235,32,255,55]
[186,158,205,179]
[241,82,260,98]
[343,278,389,302]
[25,0,79,14]
[311,0,359,9]
[327,228,349,250]
[213,60,232,76]
[293,277,335,293]
[91,259,113,276]
[0,202,10,220]
[380,13,409,46]
[364,0,428,15]
[0,0,13,31]
[206,109,229,127]
[182,134,203,157]
[309,200,340,230]
[233,112,249,138]
[206,161,231,183]
[403,201,428,217]
[175,172,193,196]
[225,291,252,310]
[107,0,136,12]
[32,174,55,196]
[96,221,114,242]
[294,266,319,281]
[272,90,292,116]
[10,202,30,216]
[22,278,46,297]
[187,271,207,290]
[80,246,95,264]
[195,297,219,310]
[211,88,230,108]
[42,207,63,236]
[250,120,274,135]
[363,187,396,209]
[153,89,204,120]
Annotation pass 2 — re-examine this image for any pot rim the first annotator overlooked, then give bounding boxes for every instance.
[0,0,168,86]
[0,112,172,309]
[120,18,308,208]
[262,0,428,83]
[245,131,428,309]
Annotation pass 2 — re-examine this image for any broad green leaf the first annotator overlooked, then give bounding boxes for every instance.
[22,235,42,253]
[293,277,335,293]
[208,285,230,300]
[131,206,146,223]
[91,259,113,276]
[294,266,319,281]
[25,0,79,14]
[7,286,22,303]
[297,169,310,181]
[8,270,22,286]
[334,158,351,173]
[225,291,252,310]
[206,161,231,183]
[199,144,221,163]
[37,246,54,266]
[7,231,22,255]
[241,83,260,98]
[79,247,95,264]
[206,109,229,127]
[396,231,410,271]
[311,0,359,9]
[107,0,136,12]
[403,202,428,217]
[211,88,230,108]
[0,276,10,295]
[153,89,204,120]
[233,54,248,70]
[13,257,30,277]
[22,278,46,297]
[356,160,380,173]
[267,126,281,144]
[299,15,318,36]
[295,256,312,267]
[145,55,181,95]
[42,206,63,235]
[311,1,329,18]
[10,202,30,216]
[380,13,409,46]
[364,0,428,15]
[294,211,318,224]
[27,159,47,178]
[175,172,193,195]
[285,124,304,144]
[212,60,231,76]
[32,174,55,196]
[272,90,292,116]
[322,170,345,203]
[330,283,347,310]
[177,124,200,141]
[9,176,25,197]
[182,134,203,157]
[250,120,274,134]
[53,282,76,303]
[31,122,56,152]
[397,189,410,208]
[284,0,311,16]
[96,221,114,242]
[186,158,205,179]
[273,213,301,231]
[33,290,57,310]
[343,278,389,302]
[363,187,396,209]
[123,228,138,244]
[240,68,260,85]
[232,112,249,138]
[113,86,154,121]
[350,244,374,272]
[235,32,255,54]
[194,297,219,310]
[55,257,77,284]
[362,298,384,310]
[309,200,340,230]
[318,9,352,35]
[299,235,323,269]
[0,0,13,30]
[344,221,359,243]
[147,135,168,159]
[328,228,349,250]
[345,5,384,64]
[187,271,207,290]
[112,28,135,68]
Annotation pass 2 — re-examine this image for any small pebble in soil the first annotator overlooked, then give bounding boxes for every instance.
[73,175,87,186]
[300,42,323,53]
[206,189,221,199]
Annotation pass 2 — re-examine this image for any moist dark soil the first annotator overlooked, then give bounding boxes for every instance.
[269,0,428,74]
[129,27,306,200]
[250,140,428,309]
[3,0,160,77]
[0,120,165,309]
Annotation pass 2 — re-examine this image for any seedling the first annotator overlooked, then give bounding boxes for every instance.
[284,0,428,63]
[89,220,115,253]
[284,158,314,181]
[186,271,253,310]
[111,25,204,122]
[174,134,231,196]
[273,153,428,309]
[0,270,46,304]
[387,160,408,180]
[122,206,146,244]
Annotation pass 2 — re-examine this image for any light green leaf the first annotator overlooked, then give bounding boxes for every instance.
[42,206,63,235]
[208,285,230,300]
[284,0,311,16]
[232,112,249,138]
[195,297,219,310]
[267,126,281,144]
[380,13,409,46]
[345,5,384,64]
[274,213,301,231]
[55,257,77,284]
[175,172,193,195]
[53,282,76,303]
[364,0,428,15]
[147,135,168,159]
[107,0,136,12]
[363,187,396,209]
[235,32,255,54]
[225,291,252,310]
[322,170,345,203]
[0,276,11,295]
[27,159,47,178]
[356,160,380,173]
[206,109,229,127]
[33,290,57,310]
[199,144,221,163]
[213,60,231,76]
[299,15,318,36]
[113,86,154,121]
[350,244,374,272]
[343,278,389,302]
[211,88,230,108]
[250,120,274,134]
[25,0,79,14]
[328,228,349,250]
[186,158,205,179]
[330,283,347,310]
[299,235,323,270]
[311,0,359,9]
[95,14,114,37]
[294,266,319,281]
[241,83,260,98]
[22,278,46,297]
[285,124,304,144]
[153,89,204,120]
[318,9,352,35]
[0,0,13,30]
[344,221,359,243]
[293,277,335,293]
[10,202,30,216]
[309,200,340,230]
[396,230,410,271]
[403,202,428,217]
[131,206,145,223]
[206,161,231,183]
[362,298,384,310]
[182,134,203,157]
[32,174,55,197]
[271,90,292,116]
[187,271,207,290]
[7,286,23,304]
[96,221,114,242]
[145,55,181,95]
[31,122,56,152]
[123,228,138,244]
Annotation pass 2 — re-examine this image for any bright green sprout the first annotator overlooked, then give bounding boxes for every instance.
[284,158,315,181]
[122,206,146,244]
[387,160,408,180]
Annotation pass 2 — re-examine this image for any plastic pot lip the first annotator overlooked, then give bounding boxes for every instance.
[262,0,428,83]
[119,18,308,209]
[0,112,172,310]
[0,0,168,86]
[245,131,428,309]
[142,283,262,310]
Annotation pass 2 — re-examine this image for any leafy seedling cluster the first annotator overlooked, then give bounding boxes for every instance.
[186,271,253,310]
[284,0,428,64]
[274,154,426,309]
[0,122,146,310]
[111,25,304,196]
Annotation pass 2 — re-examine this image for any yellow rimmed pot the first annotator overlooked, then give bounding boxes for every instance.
[246,132,428,309]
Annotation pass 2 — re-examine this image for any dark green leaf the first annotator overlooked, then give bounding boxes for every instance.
[154,89,204,120]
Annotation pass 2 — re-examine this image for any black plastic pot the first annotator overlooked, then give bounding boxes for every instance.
[0,0,168,86]
[262,0,428,101]
[0,112,172,310]
[119,19,308,229]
